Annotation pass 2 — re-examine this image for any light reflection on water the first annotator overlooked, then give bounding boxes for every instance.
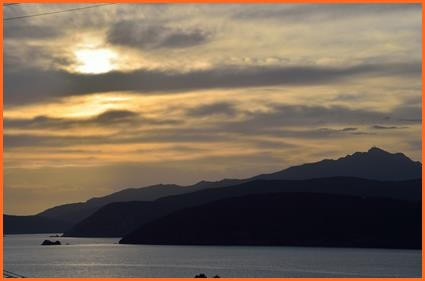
[4,234,422,278]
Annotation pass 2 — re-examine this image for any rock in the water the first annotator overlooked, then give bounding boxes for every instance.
[194,273,207,278]
[41,240,61,246]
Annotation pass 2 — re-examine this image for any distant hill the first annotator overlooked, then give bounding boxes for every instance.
[63,177,421,237]
[119,192,421,249]
[6,147,422,234]
[4,214,72,234]
[36,184,187,224]
[36,181,243,225]
[253,147,422,181]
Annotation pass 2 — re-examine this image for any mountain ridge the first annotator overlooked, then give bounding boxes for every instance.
[63,177,421,237]
[5,147,422,234]
[251,146,421,181]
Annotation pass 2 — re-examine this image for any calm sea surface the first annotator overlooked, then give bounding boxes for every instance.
[4,234,421,278]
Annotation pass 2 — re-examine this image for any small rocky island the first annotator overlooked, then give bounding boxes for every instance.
[41,240,61,246]
[194,273,220,278]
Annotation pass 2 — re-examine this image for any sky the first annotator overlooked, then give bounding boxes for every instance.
[3,3,422,215]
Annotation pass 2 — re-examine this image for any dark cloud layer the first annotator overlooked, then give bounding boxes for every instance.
[2,126,369,150]
[342,127,357,132]
[5,62,420,105]
[223,104,390,131]
[4,22,61,40]
[107,21,210,49]
[235,4,421,21]
[5,102,420,149]
[6,102,418,134]
[4,109,181,130]
[372,125,407,130]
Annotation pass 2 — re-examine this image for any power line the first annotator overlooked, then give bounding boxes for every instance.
[4,269,26,278]
[4,3,115,21]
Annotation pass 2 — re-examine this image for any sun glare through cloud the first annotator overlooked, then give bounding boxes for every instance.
[74,48,117,74]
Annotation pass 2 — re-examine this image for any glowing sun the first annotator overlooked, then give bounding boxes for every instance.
[75,48,117,74]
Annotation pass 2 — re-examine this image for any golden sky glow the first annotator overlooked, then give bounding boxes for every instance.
[3,3,422,214]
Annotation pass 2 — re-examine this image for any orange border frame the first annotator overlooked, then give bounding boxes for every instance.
[0,1,423,280]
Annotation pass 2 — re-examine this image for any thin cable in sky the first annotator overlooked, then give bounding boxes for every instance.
[4,3,115,21]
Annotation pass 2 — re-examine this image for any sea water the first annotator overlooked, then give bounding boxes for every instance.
[4,234,421,277]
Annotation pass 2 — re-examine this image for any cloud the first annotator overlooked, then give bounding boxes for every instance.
[186,102,237,117]
[4,22,61,40]
[4,109,181,130]
[391,98,422,124]
[4,42,73,74]
[399,119,422,123]
[4,102,419,149]
[0,106,386,150]
[234,4,421,22]
[372,125,407,130]
[393,105,422,122]
[202,103,417,138]
[4,61,421,105]
[3,127,222,149]
[407,139,422,151]
[342,127,358,131]
[93,110,139,124]
[239,127,372,139]
[249,139,299,149]
[332,94,364,102]
[222,104,391,132]
[107,21,210,49]
[4,110,139,129]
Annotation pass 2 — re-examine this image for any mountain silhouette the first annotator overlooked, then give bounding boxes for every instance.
[4,215,72,234]
[35,180,245,226]
[63,177,420,237]
[252,147,422,181]
[4,147,421,234]
[119,192,421,249]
